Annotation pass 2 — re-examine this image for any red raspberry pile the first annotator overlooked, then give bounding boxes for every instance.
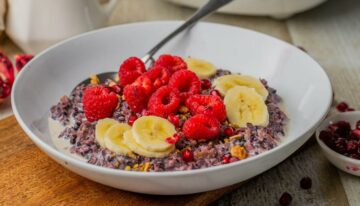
[82,54,228,141]
[319,120,360,159]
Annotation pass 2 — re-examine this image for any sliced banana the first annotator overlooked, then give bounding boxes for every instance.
[95,118,119,147]
[186,57,217,79]
[214,74,268,98]
[104,123,132,155]
[132,116,176,152]
[224,86,269,127]
[123,131,175,158]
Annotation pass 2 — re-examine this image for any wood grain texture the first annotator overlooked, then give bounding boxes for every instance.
[287,0,360,205]
[0,116,240,206]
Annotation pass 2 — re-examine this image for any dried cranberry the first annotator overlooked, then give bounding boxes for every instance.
[329,121,351,137]
[336,102,349,112]
[201,79,212,90]
[279,192,292,206]
[181,149,194,162]
[300,176,312,189]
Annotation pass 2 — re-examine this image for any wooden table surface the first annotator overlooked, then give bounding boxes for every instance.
[1,0,359,205]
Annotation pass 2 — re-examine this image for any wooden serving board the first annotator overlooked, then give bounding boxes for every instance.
[0,116,241,205]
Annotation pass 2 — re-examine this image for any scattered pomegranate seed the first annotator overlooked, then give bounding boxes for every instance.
[110,84,122,94]
[166,133,181,144]
[181,149,194,162]
[336,102,349,112]
[224,126,234,137]
[201,79,212,90]
[210,89,221,98]
[279,192,292,206]
[300,176,312,189]
[222,155,231,164]
[128,115,138,126]
[168,114,180,127]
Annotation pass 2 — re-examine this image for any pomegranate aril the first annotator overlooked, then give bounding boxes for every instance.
[224,126,234,137]
[110,84,122,94]
[0,78,12,99]
[210,89,221,98]
[356,120,360,130]
[300,176,312,189]
[201,79,211,90]
[329,121,351,136]
[336,102,349,112]
[166,133,181,144]
[128,115,138,126]
[351,129,360,139]
[168,114,180,127]
[222,155,231,164]
[279,192,292,206]
[182,149,194,162]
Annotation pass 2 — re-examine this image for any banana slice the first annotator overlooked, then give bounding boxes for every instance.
[224,86,269,127]
[132,116,176,152]
[95,118,119,147]
[104,123,132,155]
[186,57,217,79]
[214,74,268,98]
[123,131,175,158]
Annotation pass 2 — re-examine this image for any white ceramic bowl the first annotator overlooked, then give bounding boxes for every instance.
[316,112,360,176]
[12,21,332,195]
[166,0,328,19]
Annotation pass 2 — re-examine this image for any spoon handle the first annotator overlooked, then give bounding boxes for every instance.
[141,0,233,64]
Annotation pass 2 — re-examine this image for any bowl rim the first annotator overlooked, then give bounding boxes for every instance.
[315,111,360,164]
[11,20,333,177]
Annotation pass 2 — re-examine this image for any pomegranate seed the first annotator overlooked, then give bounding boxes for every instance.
[210,89,221,98]
[181,149,194,162]
[168,114,180,127]
[128,115,138,126]
[279,192,292,206]
[110,84,122,94]
[329,121,351,136]
[166,133,181,144]
[0,78,12,99]
[336,102,349,112]
[224,126,234,137]
[222,155,231,164]
[201,79,211,90]
[300,176,312,189]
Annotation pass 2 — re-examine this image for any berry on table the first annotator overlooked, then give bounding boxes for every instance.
[148,86,181,117]
[300,176,312,189]
[82,85,118,122]
[154,54,187,74]
[279,192,292,206]
[123,85,148,113]
[336,101,348,112]
[186,94,226,122]
[168,70,201,102]
[182,114,221,140]
[118,57,146,86]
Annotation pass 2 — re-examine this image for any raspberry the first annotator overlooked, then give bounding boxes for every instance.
[144,66,171,90]
[83,86,118,122]
[132,75,153,96]
[123,85,148,113]
[15,54,33,73]
[154,54,187,74]
[148,86,181,117]
[182,114,221,140]
[186,94,226,122]
[118,57,146,86]
[168,70,201,102]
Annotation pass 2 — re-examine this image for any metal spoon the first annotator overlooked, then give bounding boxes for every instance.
[74,0,233,89]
